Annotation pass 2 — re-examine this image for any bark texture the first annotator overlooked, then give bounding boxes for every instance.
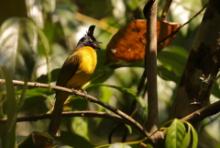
[171,0,220,118]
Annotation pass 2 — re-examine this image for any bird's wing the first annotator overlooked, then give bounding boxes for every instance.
[56,53,80,87]
[49,53,80,135]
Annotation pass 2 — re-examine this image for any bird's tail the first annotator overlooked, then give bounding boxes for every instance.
[48,92,68,136]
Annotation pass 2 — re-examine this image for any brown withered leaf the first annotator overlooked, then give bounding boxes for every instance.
[106,19,180,62]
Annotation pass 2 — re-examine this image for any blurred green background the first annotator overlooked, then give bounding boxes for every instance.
[0,0,219,147]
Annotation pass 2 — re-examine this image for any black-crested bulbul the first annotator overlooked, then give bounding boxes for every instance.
[48,25,99,136]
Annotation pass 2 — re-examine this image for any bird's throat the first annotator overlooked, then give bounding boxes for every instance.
[78,46,97,74]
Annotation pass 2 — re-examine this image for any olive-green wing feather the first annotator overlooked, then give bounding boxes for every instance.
[48,53,80,136]
[56,54,80,87]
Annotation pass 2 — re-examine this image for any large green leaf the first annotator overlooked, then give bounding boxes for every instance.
[0,17,51,81]
[165,119,198,148]
[158,46,188,82]
[1,68,17,148]
[0,18,38,79]
[165,119,187,148]
[71,117,89,140]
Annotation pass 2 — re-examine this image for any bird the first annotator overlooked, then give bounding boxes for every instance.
[48,25,99,136]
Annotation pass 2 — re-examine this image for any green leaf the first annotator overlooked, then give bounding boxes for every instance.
[71,117,89,140]
[0,17,51,81]
[0,18,38,79]
[211,81,220,99]
[158,66,179,82]
[35,25,51,82]
[181,127,191,148]
[36,26,50,56]
[89,65,114,85]
[69,97,88,110]
[22,88,52,98]
[99,86,113,104]
[87,83,137,111]
[109,143,132,148]
[17,87,52,113]
[60,131,94,148]
[16,81,28,111]
[1,68,17,148]
[165,119,186,148]
[187,123,198,148]
[166,119,198,148]
[125,124,133,135]
[158,46,188,79]
[21,95,48,114]
[88,84,136,98]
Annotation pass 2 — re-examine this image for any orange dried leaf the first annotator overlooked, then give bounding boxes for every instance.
[106,19,180,62]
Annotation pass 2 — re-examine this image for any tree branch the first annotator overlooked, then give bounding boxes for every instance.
[0,79,149,137]
[148,100,220,143]
[0,111,122,123]
[143,0,158,133]
[1,78,220,144]
[181,100,220,123]
[170,0,220,117]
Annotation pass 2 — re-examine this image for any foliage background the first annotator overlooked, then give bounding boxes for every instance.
[0,0,219,147]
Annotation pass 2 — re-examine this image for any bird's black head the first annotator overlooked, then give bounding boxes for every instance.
[76,25,99,49]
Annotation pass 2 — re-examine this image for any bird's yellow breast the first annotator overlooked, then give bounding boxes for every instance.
[66,46,97,88]
[77,46,97,74]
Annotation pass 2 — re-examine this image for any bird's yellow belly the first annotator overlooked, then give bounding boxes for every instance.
[66,46,97,89]
[66,71,91,88]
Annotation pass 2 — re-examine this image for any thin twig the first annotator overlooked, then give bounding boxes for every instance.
[0,79,149,137]
[0,111,122,123]
[158,3,208,45]
[181,100,220,122]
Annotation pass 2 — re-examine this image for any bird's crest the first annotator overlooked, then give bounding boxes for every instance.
[76,25,99,49]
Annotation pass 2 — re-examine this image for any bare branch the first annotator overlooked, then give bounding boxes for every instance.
[0,79,149,137]
[182,100,220,123]
[143,0,158,133]
[0,111,122,123]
